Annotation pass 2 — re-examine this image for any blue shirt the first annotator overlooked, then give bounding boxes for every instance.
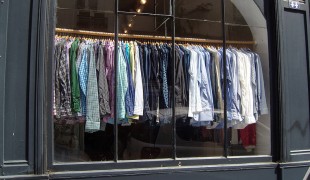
[122,43,135,117]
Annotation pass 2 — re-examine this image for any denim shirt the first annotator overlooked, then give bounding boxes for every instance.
[142,45,151,118]
[179,45,191,102]
[122,43,135,117]
[254,53,268,115]
[219,49,233,122]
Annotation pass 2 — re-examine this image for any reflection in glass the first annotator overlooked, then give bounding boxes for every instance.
[119,0,170,15]
[119,14,171,36]
[57,0,114,12]
[224,0,271,156]
[175,0,222,21]
[54,0,115,162]
[56,0,114,32]
[175,18,222,39]
[118,15,173,160]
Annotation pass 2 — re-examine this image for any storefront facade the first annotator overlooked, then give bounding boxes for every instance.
[0,0,310,179]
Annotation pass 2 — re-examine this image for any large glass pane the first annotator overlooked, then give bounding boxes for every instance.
[224,0,271,156]
[175,0,225,158]
[117,14,173,160]
[119,0,171,15]
[53,0,115,162]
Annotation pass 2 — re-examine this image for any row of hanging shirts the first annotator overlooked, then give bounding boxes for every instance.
[53,36,268,132]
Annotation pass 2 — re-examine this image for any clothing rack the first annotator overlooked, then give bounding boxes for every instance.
[55,28,256,46]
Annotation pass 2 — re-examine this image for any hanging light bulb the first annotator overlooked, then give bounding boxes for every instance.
[140,0,147,5]
[124,29,128,34]
[128,23,132,27]
[136,8,141,13]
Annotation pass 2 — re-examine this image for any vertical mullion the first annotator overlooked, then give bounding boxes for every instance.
[0,0,9,169]
[114,0,119,163]
[171,0,176,160]
[221,0,228,158]
[48,0,57,169]
[34,0,46,174]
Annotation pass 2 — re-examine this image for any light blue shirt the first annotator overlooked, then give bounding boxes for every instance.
[196,47,214,121]
[116,46,129,120]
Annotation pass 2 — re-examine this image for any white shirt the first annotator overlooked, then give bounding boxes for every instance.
[237,51,256,128]
[188,47,202,119]
[133,42,144,115]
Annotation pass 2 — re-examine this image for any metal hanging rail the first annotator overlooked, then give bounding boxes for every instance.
[55,28,256,45]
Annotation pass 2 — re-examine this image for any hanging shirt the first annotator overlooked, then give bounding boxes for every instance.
[117,46,129,119]
[229,48,242,124]
[58,41,72,117]
[70,39,81,113]
[219,48,233,122]
[97,45,111,117]
[236,51,256,128]
[130,41,136,81]
[105,41,115,120]
[175,45,187,110]
[85,45,101,132]
[76,42,85,73]
[159,44,169,109]
[254,53,268,115]
[142,44,151,119]
[122,43,135,117]
[242,50,258,120]
[188,47,202,119]
[198,48,214,121]
[79,46,89,116]
[149,44,160,113]
[179,45,191,106]
[207,47,224,120]
[133,42,144,116]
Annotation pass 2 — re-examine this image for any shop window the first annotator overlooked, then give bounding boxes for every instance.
[51,0,271,165]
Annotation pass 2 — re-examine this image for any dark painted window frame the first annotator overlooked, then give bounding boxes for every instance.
[43,0,280,173]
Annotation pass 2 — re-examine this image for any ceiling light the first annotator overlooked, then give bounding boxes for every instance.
[128,23,132,27]
[136,8,141,13]
[124,29,128,33]
[140,0,147,5]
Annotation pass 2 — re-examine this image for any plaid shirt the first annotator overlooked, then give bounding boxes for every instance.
[79,46,89,116]
[97,45,111,116]
[85,45,101,131]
